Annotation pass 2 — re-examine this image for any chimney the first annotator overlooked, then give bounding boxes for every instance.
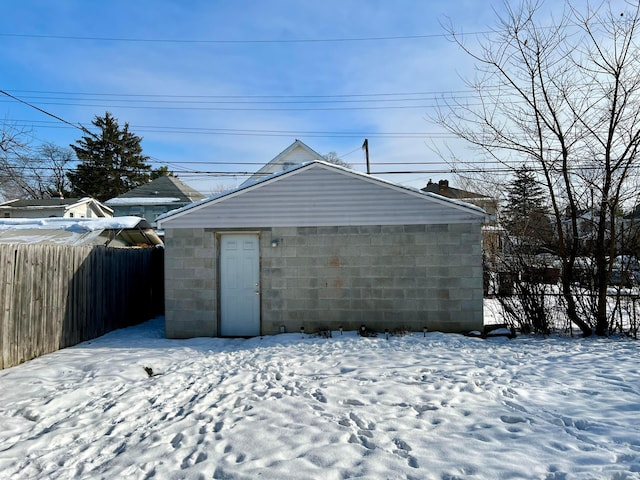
[438,179,449,193]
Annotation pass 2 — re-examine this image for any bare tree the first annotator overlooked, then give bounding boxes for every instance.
[435,0,640,336]
[323,152,352,168]
[0,121,32,200]
[0,139,73,200]
[32,143,74,198]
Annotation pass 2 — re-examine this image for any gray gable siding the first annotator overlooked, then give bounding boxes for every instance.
[160,164,484,229]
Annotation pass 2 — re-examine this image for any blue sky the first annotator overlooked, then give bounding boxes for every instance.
[0,1,533,194]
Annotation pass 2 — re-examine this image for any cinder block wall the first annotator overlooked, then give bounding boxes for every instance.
[164,228,217,338]
[163,223,483,338]
[260,223,483,335]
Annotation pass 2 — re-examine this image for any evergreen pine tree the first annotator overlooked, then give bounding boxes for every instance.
[502,165,553,245]
[68,112,151,201]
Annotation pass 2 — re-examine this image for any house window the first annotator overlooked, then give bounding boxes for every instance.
[69,213,74,218]
[3,213,9,218]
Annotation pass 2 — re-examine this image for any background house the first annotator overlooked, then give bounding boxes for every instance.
[158,161,486,338]
[105,175,205,228]
[422,179,498,220]
[0,197,112,219]
[422,179,505,291]
[240,139,325,187]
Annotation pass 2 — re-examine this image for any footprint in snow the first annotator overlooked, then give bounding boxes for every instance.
[338,418,351,427]
[170,432,184,449]
[312,390,327,403]
[393,438,412,452]
[392,438,419,467]
[502,387,518,398]
[500,415,527,424]
[413,403,438,413]
[195,452,207,464]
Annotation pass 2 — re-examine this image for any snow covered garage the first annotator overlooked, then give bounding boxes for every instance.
[157,161,486,338]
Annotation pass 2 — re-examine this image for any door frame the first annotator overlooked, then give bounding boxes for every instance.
[217,231,261,337]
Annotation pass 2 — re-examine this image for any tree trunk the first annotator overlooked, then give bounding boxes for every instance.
[561,261,592,337]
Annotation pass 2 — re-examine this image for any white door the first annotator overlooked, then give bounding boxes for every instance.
[220,234,260,336]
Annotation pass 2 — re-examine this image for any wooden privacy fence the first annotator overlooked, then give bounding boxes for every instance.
[0,244,164,369]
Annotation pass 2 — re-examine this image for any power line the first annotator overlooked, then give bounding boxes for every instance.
[339,146,365,158]
[3,122,458,139]
[4,160,638,182]
[7,78,614,103]
[2,95,477,106]
[1,155,612,169]
[0,91,529,113]
[107,129,454,139]
[0,18,600,46]
[0,90,91,135]
[0,90,182,171]
[149,163,640,179]
[5,89,632,181]
[0,31,491,45]
[5,88,480,99]
[0,99,453,112]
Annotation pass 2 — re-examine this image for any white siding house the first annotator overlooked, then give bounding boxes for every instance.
[239,139,324,187]
[0,197,112,219]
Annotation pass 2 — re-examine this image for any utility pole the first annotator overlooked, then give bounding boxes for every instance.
[362,138,370,174]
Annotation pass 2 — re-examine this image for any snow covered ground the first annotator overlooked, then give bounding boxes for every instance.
[1,309,640,479]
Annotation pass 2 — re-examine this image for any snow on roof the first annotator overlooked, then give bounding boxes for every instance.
[482,224,507,231]
[105,197,181,206]
[0,217,163,247]
[0,216,150,233]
